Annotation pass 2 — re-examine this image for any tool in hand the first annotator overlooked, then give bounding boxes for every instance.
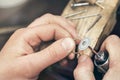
[77,37,109,74]
[88,46,109,74]
[76,37,91,57]
[78,37,91,50]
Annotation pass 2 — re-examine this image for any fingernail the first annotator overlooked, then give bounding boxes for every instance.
[62,38,75,53]
[79,55,88,63]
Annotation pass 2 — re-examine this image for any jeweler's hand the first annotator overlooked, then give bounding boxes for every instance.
[74,35,120,80]
[0,13,76,80]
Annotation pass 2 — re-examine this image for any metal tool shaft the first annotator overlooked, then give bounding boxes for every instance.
[87,14,101,32]
[71,14,100,20]
[88,46,109,74]
[64,10,87,18]
[94,51,109,73]
[71,2,90,8]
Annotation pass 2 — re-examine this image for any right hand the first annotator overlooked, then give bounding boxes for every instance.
[74,35,120,80]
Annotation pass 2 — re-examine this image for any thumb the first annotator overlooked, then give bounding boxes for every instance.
[74,55,95,80]
[23,38,75,74]
[100,35,120,80]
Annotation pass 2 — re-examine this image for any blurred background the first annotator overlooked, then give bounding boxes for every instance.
[0,0,119,80]
[0,0,69,49]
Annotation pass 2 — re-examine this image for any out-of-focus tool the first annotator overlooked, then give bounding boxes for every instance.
[88,46,109,74]
[64,9,87,18]
[87,14,102,32]
[97,0,104,3]
[71,0,104,9]
[71,14,99,20]
[71,2,90,9]
[77,37,109,74]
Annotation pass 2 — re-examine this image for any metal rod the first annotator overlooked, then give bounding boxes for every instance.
[87,14,102,32]
[71,2,90,8]
[71,14,100,20]
[97,0,104,3]
[88,46,97,54]
[65,10,87,18]
[95,2,104,9]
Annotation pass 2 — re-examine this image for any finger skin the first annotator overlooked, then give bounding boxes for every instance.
[28,13,77,38]
[74,55,95,80]
[100,35,120,80]
[18,38,75,77]
[0,14,77,80]
[1,24,72,57]
[68,53,75,60]
[0,38,75,79]
[100,35,120,67]
[103,67,120,80]
[28,13,78,60]
[28,13,75,28]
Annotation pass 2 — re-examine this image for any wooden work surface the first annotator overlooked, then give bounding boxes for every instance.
[62,0,120,56]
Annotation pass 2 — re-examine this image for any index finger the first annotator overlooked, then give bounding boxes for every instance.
[28,13,75,28]
[28,13,77,39]
[1,24,73,57]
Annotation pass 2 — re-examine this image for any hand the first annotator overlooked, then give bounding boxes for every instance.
[74,35,120,80]
[0,13,77,80]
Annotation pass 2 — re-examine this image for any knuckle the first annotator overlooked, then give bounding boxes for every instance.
[34,17,40,22]
[46,24,60,31]
[44,13,53,17]
[42,13,53,19]
[107,35,119,41]
[34,17,41,22]
[13,28,26,36]
[15,28,25,34]
[46,13,66,22]
[105,35,120,45]
[25,27,32,32]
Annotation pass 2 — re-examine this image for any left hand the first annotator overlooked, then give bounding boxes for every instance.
[0,13,77,80]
